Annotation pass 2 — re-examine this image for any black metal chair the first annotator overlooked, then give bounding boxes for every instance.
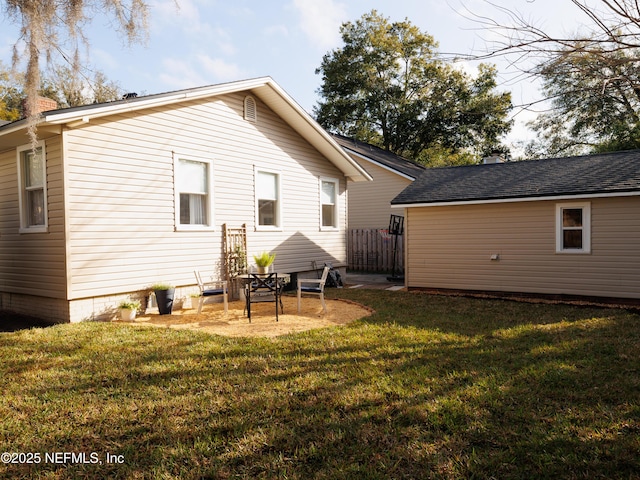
[245,272,283,322]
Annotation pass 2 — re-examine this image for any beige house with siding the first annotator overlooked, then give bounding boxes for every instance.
[0,77,371,323]
[331,134,425,229]
[331,135,424,273]
[392,150,640,302]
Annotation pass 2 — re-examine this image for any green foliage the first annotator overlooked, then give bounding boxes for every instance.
[43,65,123,108]
[527,47,640,157]
[118,299,141,310]
[151,283,174,291]
[415,144,477,168]
[253,251,276,267]
[0,291,638,478]
[0,61,125,123]
[315,10,513,166]
[0,62,23,122]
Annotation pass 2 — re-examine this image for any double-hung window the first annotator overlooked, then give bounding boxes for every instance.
[320,177,339,229]
[255,169,280,229]
[175,156,213,229]
[556,202,591,253]
[17,142,47,232]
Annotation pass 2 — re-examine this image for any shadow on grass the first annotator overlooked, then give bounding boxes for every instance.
[0,289,638,479]
[0,312,56,332]
[330,287,632,334]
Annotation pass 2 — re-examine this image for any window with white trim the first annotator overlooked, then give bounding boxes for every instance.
[255,169,280,228]
[556,202,591,253]
[320,177,339,229]
[17,142,47,232]
[175,156,214,229]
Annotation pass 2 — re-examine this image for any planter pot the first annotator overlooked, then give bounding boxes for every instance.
[256,266,269,274]
[189,296,200,309]
[155,288,175,315]
[120,308,137,321]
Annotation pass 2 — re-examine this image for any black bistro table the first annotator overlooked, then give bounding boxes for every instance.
[238,272,290,322]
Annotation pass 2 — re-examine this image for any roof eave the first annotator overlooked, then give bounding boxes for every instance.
[343,148,417,181]
[392,189,640,208]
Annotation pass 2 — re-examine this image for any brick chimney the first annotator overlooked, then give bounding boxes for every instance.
[22,96,58,116]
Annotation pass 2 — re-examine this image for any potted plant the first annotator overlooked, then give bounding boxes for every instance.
[253,251,276,274]
[152,283,175,315]
[189,292,201,309]
[118,299,141,321]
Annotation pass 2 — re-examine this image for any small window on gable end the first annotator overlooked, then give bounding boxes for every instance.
[244,96,257,122]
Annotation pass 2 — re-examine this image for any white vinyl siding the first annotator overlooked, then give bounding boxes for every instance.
[405,196,640,300]
[0,137,66,299]
[60,92,347,300]
[346,159,412,229]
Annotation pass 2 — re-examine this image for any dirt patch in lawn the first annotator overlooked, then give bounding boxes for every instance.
[123,295,373,338]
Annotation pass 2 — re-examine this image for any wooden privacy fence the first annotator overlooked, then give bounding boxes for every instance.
[347,228,404,273]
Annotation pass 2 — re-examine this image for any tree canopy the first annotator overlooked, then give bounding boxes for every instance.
[526,47,640,157]
[3,0,148,141]
[0,62,124,121]
[314,10,513,166]
[0,62,22,122]
[466,0,640,156]
[44,65,124,108]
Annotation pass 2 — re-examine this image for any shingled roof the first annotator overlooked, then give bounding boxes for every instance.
[392,149,640,206]
[332,134,426,180]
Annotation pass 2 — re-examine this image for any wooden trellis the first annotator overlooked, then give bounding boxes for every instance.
[223,223,247,299]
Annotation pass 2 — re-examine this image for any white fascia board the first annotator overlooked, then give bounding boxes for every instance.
[44,77,274,125]
[0,120,27,137]
[392,190,640,208]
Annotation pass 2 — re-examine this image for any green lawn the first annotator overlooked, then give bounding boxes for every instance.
[1,289,638,479]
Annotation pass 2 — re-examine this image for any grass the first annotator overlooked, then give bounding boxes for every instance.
[0,289,639,479]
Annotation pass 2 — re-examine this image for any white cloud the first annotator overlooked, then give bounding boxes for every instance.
[210,27,237,56]
[91,48,120,70]
[152,0,221,41]
[196,54,247,82]
[158,54,247,89]
[291,0,347,50]
[153,0,199,25]
[451,59,478,77]
[263,24,289,37]
[158,57,207,89]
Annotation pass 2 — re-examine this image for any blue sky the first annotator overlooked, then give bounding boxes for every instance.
[0,0,582,151]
